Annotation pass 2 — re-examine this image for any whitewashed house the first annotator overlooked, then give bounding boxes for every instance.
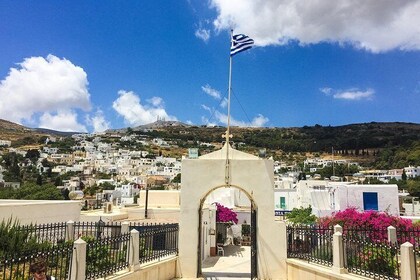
[405,166,420,178]
[274,180,400,217]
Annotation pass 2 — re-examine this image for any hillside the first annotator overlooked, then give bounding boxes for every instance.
[135,121,420,152]
[1,119,419,168]
[0,119,64,147]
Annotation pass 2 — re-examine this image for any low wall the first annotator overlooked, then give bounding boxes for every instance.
[138,190,180,208]
[0,199,81,225]
[126,207,180,222]
[287,259,364,280]
[110,257,179,280]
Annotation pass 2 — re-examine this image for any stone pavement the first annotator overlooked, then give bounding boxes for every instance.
[201,245,251,279]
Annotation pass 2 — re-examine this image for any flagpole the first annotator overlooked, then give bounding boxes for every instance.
[224,29,233,186]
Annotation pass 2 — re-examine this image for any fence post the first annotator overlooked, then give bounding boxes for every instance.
[387,226,397,245]
[401,242,416,280]
[121,221,130,234]
[332,231,347,274]
[334,224,342,233]
[70,238,86,280]
[66,220,75,241]
[129,229,140,271]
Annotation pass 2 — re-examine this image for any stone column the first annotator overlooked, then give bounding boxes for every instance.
[332,231,347,274]
[121,221,130,234]
[387,226,397,245]
[70,238,86,280]
[129,229,140,271]
[334,224,343,233]
[66,220,75,241]
[401,242,416,280]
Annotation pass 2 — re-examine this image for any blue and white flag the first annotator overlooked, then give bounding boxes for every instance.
[230,33,254,56]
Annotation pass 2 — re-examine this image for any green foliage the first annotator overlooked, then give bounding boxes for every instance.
[311,243,332,263]
[25,149,40,162]
[0,218,52,259]
[49,137,76,152]
[286,206,317,225]
[82,236,113,272]
[172,173,181,183]
[0,182,64,200]
[349,245,398,277]
[313,164,359,179]
[407,177,420,197]
[139,237,150,258]
[373,140,420,169]
[241,224,251,236]
[83,185,100,196]
[1,152,22,182]
[99,182,115,190]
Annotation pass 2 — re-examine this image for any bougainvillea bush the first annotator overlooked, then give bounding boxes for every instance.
[215,203,238,224]
[319,207,415,242]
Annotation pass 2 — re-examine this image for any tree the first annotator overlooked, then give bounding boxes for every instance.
[286,206,317,225]
[25,149,40,162]
[402,169,407,181]
[407,178,420,198]
[172,173,181,183]
[100,182,115,190]
[0,182,63,200]
[36,174,43,186]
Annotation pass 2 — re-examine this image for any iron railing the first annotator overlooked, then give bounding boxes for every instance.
[287,225,334,266]
[287,225,402,280]
[85,233,131,280]
[343,226,389,243]
[0,243,73,280]
[130,223,179,263]
[344,236,400,280]
[73,221,121,240]
[16,222,68,244]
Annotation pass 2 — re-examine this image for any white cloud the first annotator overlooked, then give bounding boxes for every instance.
[112,90,177,126]
[201,116,217,127]
[86,109,110,133]
[202,84,221,99]
[214,110,268,127]
[201,104,212,113]
[320,87,332,95]
[148,96,163,107]
[321,87,374,100]
[0,54,90,130]
[220,97,228,108]
[210,0,420,52]
[39,110,87,132]
[195,28,211,42]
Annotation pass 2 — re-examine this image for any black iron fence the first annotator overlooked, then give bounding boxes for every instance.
[15,222,68,244]
[1,221,179,279]
[73,221,121,240]
[344,236,400,280]
[287,225,334,266]
[287,225,404,280]
[84,233,131,280]
[130,223,179,263]
[0,243,73,280]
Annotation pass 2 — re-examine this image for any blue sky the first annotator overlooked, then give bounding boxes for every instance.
[0,1,419,132]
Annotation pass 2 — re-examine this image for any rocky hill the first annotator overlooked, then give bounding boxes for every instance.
[0,119,72,147]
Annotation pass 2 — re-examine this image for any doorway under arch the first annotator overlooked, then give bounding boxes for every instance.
[197,184,258,279]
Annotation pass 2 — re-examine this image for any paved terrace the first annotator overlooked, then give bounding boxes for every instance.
[201,245,251,280]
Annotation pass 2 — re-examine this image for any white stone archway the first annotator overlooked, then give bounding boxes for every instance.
[179,144,287,279]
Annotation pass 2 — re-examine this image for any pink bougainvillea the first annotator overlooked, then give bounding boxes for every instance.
[319,207,416,242]
[215,203,238,224]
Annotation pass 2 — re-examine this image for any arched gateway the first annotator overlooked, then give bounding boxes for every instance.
[179,144,288,279]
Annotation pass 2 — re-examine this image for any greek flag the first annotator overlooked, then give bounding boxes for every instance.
[231,34,254,56]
